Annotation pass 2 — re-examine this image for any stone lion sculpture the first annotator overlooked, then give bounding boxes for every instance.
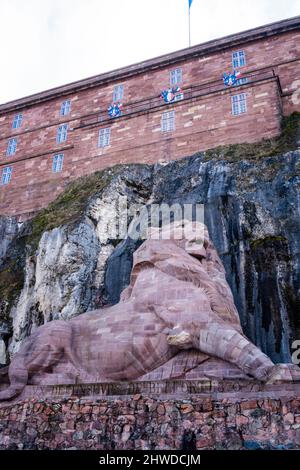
[0,220,299,401]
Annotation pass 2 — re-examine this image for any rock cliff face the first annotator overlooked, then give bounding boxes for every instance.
[0,216,19,363]
[0,114,299,365]
[0,216,18,264]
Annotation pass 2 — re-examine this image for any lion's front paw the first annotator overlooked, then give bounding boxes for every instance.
[0,387,19,401]
[266,364,300,384]
[167,328,194,349]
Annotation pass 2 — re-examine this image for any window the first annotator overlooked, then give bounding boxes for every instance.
[170,68,183,86]
[232,50,246,68]
[113,84,124,102]
[57,124,68,143]
[52,154,64,173]
[98,128,111,147]
[60,100,71,116]
[231,93,247,115]
[161,111,175,132]
[1,166,12,185]
[12,113,23,129]
[6,138,17,156]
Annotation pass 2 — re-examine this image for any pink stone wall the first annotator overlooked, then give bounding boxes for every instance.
[0,79,284,218]
[1,394,300,450]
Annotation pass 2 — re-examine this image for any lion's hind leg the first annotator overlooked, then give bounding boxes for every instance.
[0,320,72,401]
[0,354,28,401]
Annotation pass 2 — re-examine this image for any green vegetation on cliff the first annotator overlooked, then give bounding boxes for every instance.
[28,168,114,251]
[0,261,24,323]
[203,112,300,161]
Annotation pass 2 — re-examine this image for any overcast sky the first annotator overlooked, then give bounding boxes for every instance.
[0,0,299,104]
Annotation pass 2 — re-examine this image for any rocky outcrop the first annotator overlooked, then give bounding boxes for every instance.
[0,216,18,265]
[0,216,19,363]
[0,114,299,364]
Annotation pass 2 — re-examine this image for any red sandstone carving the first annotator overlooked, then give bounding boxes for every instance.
[0,221,299,401]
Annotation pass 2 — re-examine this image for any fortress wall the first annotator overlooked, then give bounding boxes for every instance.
[0,24,299,218]
[0,79,281,218]
[0,28,299,135]
[72,80,281,167]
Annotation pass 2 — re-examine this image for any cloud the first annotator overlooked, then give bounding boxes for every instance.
[0,0,299,104]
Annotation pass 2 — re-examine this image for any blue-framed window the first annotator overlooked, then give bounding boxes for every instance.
[161,111,175,132]
[6,138,17,156]
[56,124,68,143]
[170,68,183,86]
[12,113,23,129]
[60,100,71,116]
[1,166,13,185]
[232,50,246,68]
[52,154,64,173]
[231,93,247,115]
[98,128,111,147]
[113,84,124,102]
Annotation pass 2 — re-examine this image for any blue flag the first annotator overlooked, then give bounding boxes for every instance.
[189,0,193,8]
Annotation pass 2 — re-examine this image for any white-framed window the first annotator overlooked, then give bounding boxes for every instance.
[52,153,64,173]
[6,138,17,156]
[12,113,23,129]
[56,124,68,143]
[232,50,246,68]
[1,166,13,185]
[231,93,247,115]
[170,68,183,86]
[60,100,71,116]
[161,111,175,132]
[113,84,124,102]
[98,128,111,147]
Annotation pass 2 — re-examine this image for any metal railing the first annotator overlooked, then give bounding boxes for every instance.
[78,68,277,129]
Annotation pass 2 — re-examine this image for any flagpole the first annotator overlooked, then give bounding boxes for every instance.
[188,2,191,47]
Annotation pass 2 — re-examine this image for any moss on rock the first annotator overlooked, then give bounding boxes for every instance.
[0,260,24,325]
[27,168,116,251]
[203,112,300,162]
[250,235,287,249]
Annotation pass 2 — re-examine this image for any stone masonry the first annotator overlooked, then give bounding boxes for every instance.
[1,391,300,450]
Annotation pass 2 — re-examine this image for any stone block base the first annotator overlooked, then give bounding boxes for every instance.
[0,380,300,450]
